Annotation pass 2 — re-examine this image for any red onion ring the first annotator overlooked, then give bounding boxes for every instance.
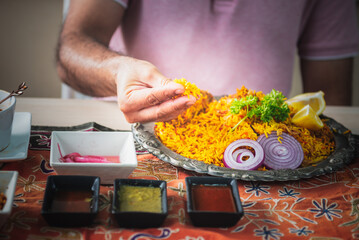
[257,132,304,170]
[223,139,265,170]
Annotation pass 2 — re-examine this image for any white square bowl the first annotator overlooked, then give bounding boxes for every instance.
[0,171,18,227]
[50,131,137,184]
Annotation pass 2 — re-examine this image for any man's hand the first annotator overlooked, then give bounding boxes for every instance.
[116,57,196,123]
[57,0,194,123]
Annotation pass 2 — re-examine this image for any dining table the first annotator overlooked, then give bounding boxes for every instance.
[1,97,359,240]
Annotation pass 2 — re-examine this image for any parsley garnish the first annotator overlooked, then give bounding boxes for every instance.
[230,89,290,131]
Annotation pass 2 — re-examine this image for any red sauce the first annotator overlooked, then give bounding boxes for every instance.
[50,190,93,212]
[191,185,236,212]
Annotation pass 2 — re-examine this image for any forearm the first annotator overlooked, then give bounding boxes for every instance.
[56,0,126,97]
[55,0,192,123]
[300,58,354,105]
[57,32,122,97]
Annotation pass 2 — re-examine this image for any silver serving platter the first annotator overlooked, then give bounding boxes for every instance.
[132,115,357,181]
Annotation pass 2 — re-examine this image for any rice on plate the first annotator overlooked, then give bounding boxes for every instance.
[155,79,335,171]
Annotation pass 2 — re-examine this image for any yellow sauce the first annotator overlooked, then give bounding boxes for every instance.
[118,185,162,213]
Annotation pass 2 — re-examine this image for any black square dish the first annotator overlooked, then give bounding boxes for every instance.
[41,175,100,227]
[185,176,244,227]
[112,179,168,228]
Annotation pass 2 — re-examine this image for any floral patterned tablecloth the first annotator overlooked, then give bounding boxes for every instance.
[0,123,359,240]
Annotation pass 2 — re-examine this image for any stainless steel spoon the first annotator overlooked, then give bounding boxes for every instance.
[0,82,28,105]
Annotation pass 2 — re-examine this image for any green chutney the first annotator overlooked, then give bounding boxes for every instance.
[118,185,162,213]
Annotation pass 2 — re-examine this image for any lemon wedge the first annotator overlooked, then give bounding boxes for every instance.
[291,105,324,130]
[286,91,326,115]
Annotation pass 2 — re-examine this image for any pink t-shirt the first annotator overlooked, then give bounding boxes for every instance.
[110,0,358,96]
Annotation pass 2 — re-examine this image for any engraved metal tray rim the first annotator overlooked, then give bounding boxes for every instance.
[132,115,357,181]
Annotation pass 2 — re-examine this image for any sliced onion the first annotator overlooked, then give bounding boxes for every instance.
[57,143,111,163]
[257,132,304,170]
[233,149,254,163]
[71,155,111,163]
[223,139,265,170]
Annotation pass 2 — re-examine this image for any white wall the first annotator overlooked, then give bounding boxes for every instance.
[0,0,63,98]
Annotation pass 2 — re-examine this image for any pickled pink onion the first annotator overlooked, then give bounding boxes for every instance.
[223,139,265,170]
[257,132,304,170]
[57,143,112,163]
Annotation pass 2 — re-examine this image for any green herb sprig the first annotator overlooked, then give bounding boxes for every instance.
[230,89,290,131]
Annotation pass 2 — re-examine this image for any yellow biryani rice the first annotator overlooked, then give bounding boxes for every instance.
[173,78,203,99]
[155,83,335,169]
